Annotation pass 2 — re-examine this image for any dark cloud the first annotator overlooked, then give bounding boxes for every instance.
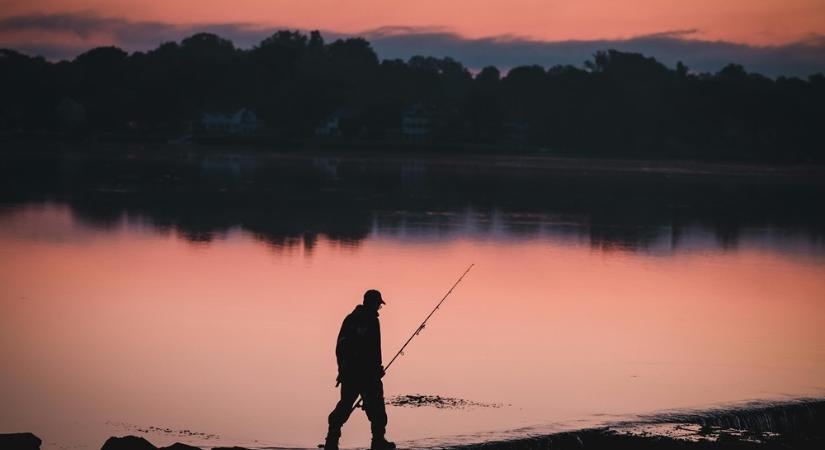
[363,27,825,77]
[0,12,274,56]
[1,12,824,77]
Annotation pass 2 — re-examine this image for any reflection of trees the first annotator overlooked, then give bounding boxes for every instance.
[588,224,664,252]
[2,152,824,253]
[64,193,374,252]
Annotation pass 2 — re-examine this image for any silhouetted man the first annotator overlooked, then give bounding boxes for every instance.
[325,289,395,450]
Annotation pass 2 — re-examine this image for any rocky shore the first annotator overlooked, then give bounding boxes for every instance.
[2,399,823,450]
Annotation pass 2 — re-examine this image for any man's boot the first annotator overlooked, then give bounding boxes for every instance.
[370,436,396,450]
[324,428,341,450]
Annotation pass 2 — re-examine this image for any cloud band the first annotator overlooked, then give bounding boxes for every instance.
[1,13,823,76]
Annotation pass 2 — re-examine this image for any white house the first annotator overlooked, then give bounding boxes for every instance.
[401,104,431,139]
[315,109,360,137]
[315,113,342,137]
[201,108,260,134]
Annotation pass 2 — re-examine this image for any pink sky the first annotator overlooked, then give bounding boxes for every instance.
[2,0,824,46]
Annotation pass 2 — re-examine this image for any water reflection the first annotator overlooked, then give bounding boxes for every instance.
[2,203,825,450]
[2,151,824,256]
[1,151,825,450]
[4,202,823,262]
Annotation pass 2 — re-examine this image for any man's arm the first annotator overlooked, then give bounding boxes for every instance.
[372,316,384,378]
[335,316,353,384]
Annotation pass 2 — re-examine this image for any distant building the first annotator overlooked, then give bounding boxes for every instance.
[401,104,431,139]
[315,114,341,137]
[201,108,260,134]
[315,109,361,137]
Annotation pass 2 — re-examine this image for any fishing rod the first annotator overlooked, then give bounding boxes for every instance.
[318,265,475,448]
[351,263,475,411]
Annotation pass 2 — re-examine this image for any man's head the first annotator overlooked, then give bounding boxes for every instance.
[363,289,385,311]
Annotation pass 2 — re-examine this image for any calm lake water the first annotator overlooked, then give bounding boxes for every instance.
[1,151,824,449]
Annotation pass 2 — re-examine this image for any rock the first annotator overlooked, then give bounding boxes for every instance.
[0,433,41,450]
[101,435,157,450]
[159,444,202,450]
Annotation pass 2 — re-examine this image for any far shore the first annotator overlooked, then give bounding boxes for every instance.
[3,138,825,183]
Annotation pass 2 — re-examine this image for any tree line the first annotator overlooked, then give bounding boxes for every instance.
[1,30,823,162]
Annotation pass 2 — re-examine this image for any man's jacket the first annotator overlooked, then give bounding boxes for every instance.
[335,304,383,382]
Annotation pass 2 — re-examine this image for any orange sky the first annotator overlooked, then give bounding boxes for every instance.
[2,0,824,45]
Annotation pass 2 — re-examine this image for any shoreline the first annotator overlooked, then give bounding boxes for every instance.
[3,139,825,183]
[448,398,825,450]
[3,399,824,450]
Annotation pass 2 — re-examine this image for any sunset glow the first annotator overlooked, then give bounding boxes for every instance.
[2,203,825,449]
[1,1,824,448]
[3,0,824,46]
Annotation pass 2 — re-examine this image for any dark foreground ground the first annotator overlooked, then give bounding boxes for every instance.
[456,399,825,450]
[2,399,824,450]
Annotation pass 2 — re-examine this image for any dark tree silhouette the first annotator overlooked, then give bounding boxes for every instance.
[0,31,822,162]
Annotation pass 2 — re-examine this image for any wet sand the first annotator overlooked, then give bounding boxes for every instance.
[451,399,825,450]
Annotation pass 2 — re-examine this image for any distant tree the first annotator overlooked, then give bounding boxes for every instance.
[74,46,128,68]
[716,63,748,80]
[0,34,821,162]
[676,61,689,78]
[309,30,325,50]
[180,33,236,61]
[253,30,307,70]
[0,49,53,130]
[475,66,500,87]
[585,49,670,80]
[327,38,379,68]
[502,65,547,138]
